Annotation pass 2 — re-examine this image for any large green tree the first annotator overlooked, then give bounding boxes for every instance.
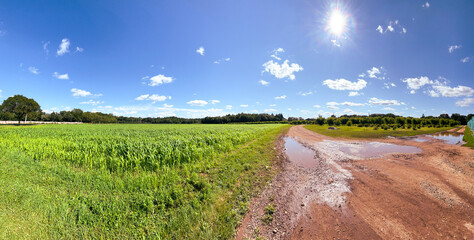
[0,95,41,123]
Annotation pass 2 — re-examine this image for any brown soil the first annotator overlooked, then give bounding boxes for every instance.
[236,125,474,240]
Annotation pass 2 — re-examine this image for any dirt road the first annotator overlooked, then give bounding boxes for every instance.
[236,126,474,239]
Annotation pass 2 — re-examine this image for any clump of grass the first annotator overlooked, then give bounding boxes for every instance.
[463,126,474,149]
[262,203,276,224]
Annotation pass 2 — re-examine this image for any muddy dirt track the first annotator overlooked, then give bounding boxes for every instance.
[236,126,474,240]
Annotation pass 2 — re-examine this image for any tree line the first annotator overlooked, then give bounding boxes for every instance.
[0,95,472,125]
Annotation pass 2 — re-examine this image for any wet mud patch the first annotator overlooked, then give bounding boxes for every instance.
[314,140,422,159]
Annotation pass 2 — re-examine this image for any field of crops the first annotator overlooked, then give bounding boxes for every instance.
[0,124,287,239]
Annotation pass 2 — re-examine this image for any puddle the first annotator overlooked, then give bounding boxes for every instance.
[429,132,464,145]
[284,137,318,168]
[319,140,422,159]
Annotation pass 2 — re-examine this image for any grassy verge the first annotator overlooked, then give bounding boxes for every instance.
[304,125,453,139]
[463,126,474,149]
[0,125,289,239]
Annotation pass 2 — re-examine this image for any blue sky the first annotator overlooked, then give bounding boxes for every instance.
[0,0,473,118]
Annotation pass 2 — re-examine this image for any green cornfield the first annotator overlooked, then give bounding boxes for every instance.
[0,124,280,172]
[0,124,287,239]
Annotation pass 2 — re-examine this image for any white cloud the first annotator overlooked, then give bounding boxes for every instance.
[187,100,208,106]
[262,60,303,80]
[214,57,231,64]
[313,105,321,108]
[378,20,406,34]
[383,107,395,111]
[264,109,277,112]
[148,94,169,102]
[432,85,474,97]
[240,104,249,107]
[270,48,284,60]
[80,100,103,105]
[53,72,69,80]
[427,90,440,97]
[323,78,367,91]
[366,67,381,79]
[376,25,384,34]
[327,101,365,107]
[28,66,39,75]
[269,104,276,107]
[342,101,365,106]
[448,45,461,53]
[369,97,403,106]
[460,57,470,63]
[259,80,270,86]
[402,76,435,91]
[57,38,70,56]
[348,91,360,97]
[0,89,2,97]
[384,82,396,89]
[331,39,341,47]
[196,46,205,56]
[226,105,232,110]
[298,91,313,96]
[210,100,220,104]
[148,74,174,86]
[455,98,474,107]
[162,103,173,108]
[135,94,150,101]
[327,106,339,110]
[275,95,287,100]
[422,2,430,8]
[75,47,84,53]
[71,88,92,97]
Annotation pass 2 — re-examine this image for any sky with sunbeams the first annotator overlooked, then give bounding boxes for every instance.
[0,0,472,118]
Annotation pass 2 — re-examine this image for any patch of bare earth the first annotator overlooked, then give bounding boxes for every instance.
[236,125,474,240]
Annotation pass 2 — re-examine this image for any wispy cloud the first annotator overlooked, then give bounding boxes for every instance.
[323,78,367,91]
[422,2,430,8]
[274,95,287,100]
[348,91,360,97]
[42,41,50,55]
[455,98,474,107]
[53,72,69,80]
[369,97,404,106]
[57,38,70,56]
[259,79,270,86]
[214,57,230,64]
[80,100,103,105]
[28,66,39,75]
[196,46,205,56]
[448,45,461,53]
[187,99,208,106]
[135,94,171,103]
[460,57,470,63]
[376,20,406,34]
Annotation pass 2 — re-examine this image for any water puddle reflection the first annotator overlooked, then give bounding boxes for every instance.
[429,132,464,145]
[284,137,318,168]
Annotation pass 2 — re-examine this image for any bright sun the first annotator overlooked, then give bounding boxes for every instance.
[328,9,347,36]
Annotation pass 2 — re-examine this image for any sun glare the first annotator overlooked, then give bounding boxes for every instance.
[328,9,347,36]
